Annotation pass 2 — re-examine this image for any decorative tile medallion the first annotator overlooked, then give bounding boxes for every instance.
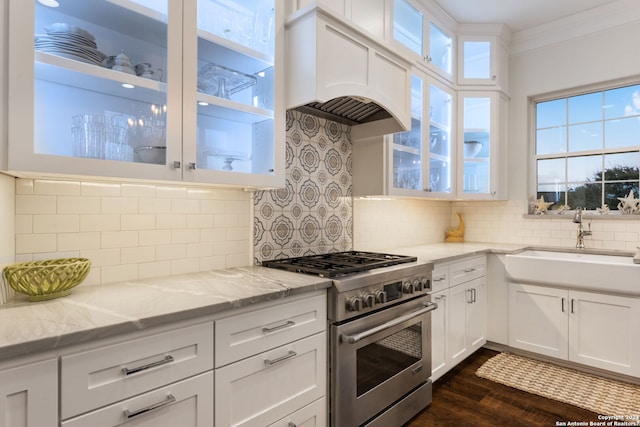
[254,111,353,263]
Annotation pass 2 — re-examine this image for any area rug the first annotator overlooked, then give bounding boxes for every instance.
[476,352,640,417]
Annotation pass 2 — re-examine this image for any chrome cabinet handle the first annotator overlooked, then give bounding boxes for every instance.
[288,423,297,427]
[341,302,438,344]
[187,162,196,170]
[464,268,476,273]
[561,297,565,312]
[571,299,575,314]
[264,350,297,366]
[262,320,295,333]
[433,276,446,282]
[472,288,477,303]
[124,394,176,419]
[122,355,174,376]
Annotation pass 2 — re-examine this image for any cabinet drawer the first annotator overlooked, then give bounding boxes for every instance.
[215,332,326,427]
[61,371,213,427]
[61,322,213,419]
[431,264,450,293]
[215,293,326,367]
[268,397,327,427]
[450,256,486,286]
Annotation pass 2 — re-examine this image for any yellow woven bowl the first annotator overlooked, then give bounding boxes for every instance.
[3,258,91,301]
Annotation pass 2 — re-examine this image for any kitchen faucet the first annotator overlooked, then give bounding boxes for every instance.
[572,207,592,249]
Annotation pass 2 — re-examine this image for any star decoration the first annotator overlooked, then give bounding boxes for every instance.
[532,196,554,215]
[617,190,640,215]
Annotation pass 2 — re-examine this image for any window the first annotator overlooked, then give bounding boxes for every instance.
[535,83,640,212]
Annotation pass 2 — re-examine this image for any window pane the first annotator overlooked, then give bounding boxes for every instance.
[537,99,566,129]
[604,152,640,181]
[604,84,640,120]
[568,92,602,124]
[568,122,602,152]
[536,127,566,155]
[605,116,640,149]
[537,158,565,184]
[606,182,639,211]
[537,184,565,206]
[568,183,602,210]
[567,155,602,182]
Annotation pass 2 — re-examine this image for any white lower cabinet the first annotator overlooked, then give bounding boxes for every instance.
[430,288,449,382]
[215,332,326,427]
[430,256,487,382]
[449,277,486,366]
[0,358,57,427]
[509,283,640,377]
[267,397,327,427]
[61,372,213,427]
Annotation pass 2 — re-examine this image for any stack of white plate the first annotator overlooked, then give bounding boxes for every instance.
[35,23,105,66]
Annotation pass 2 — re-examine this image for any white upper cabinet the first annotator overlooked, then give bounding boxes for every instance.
[6,0,284,189]
[392,0,454,82]
[352,70,454,199]
[457,27,510,91]
[457,90,508,200]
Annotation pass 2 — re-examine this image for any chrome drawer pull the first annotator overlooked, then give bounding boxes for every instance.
[124,394,176,419]
[433,276,446,282]
[264,350,297,366]
[122,355,174,376]
[288,423,297,427]
[262,320,295,333]
[464,268,476,273]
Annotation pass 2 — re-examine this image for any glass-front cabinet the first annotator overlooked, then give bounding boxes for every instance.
[457,91,507,199]
[353,71,454,199]
[392,0,454,82]
[6,0,283,188]
[457,33,509,91]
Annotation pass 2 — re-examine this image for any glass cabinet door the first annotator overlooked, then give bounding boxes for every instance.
[428,82,453,195]
[12,0,181,180]
[184,0,277,184]
[393,0,453,80]
[390,73,453,198]
[460,94,492,195]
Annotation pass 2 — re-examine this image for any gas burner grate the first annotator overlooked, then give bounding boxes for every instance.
[261,251,417,278]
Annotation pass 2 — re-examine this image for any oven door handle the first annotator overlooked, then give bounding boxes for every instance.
[340,302,438,344]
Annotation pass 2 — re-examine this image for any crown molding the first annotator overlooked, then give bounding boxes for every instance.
[510,0,640,55]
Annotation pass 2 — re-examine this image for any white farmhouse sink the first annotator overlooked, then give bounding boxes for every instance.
[505,249,640,296]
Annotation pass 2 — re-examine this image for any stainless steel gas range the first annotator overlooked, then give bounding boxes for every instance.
[262,251,437,427]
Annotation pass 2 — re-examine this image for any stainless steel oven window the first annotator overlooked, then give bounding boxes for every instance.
[356,323,423,396]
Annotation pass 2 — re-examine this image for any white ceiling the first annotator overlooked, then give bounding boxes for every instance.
[434,0,619,32]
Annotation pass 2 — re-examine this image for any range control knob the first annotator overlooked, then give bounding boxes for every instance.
[413,278,422,291]
[347,296,363,312]
[363,294,376,308]
[402,280,414,294]
[421,277,431,290]
[374,290,387,304]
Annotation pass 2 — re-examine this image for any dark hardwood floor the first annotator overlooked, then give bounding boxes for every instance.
[406,348,602,427]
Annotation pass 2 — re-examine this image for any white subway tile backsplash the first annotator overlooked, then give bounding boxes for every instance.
[11,178,251,290]
[33,214,80,234]
[101,231,139,249]
[101,197,139,214]
[58,232,101,251]
[81,181,121,197]
[80,214,121,232]
[16,195,56,214]
[57,196,100,214]
[36,180,81,195]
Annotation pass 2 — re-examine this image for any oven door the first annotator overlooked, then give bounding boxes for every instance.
[331,295,437,427]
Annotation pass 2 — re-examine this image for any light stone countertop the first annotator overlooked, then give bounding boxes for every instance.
[0,242,549,363]
[375,242,528,264]
[0,266,332,362]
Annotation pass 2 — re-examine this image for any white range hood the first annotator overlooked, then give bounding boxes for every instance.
[285,4,412,140]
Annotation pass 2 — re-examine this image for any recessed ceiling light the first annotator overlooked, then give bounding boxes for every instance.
[122,83,135,89]
[37,0,60,7]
